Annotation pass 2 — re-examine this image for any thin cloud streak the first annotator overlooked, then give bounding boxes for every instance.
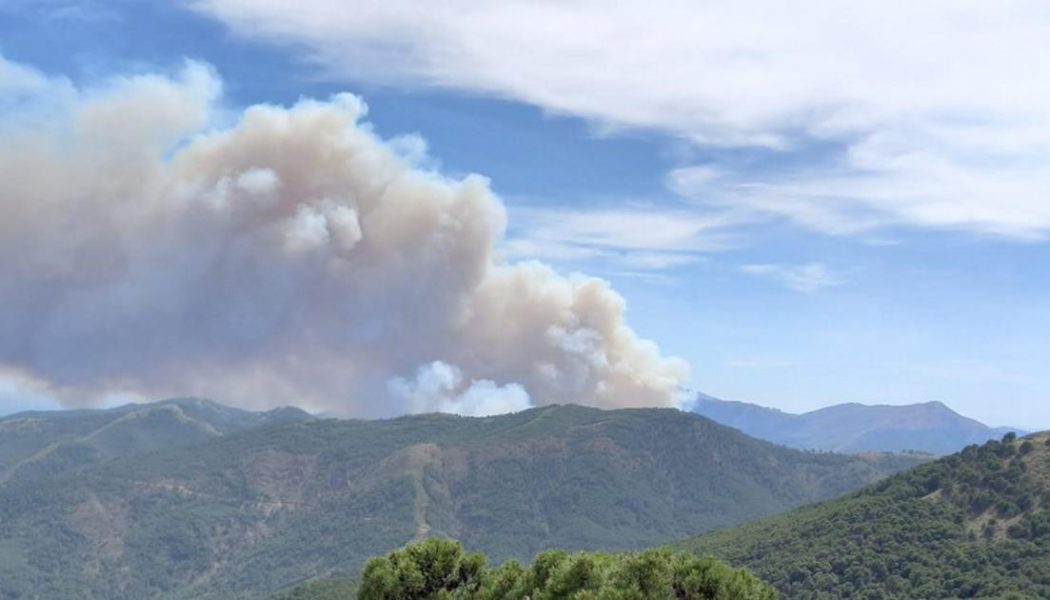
[741,262,845,293]
[502,205,735,272]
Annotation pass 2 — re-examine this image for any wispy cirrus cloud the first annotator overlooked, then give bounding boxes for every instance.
[502,205,734,272]
[740,262,845,293]
[191,0,1050,239]
[668,151,1050,239]
[0,1,111,19]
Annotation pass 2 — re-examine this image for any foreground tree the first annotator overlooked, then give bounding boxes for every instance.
[357,538,487,600]
[356,539,775,600]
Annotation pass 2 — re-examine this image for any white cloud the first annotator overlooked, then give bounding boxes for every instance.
[192,0,1050,238]
[513,207,732,252]
[503,206,732,271]
[0,1,121,24]
[669,151,1050,239]
[741,262,844,293]
[619,251,702,270]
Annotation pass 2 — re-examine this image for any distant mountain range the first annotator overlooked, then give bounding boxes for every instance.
[0,400,924,599]
[691,393,1023,455]
[680,431,1050,599]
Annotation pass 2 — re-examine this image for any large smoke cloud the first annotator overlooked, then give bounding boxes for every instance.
[0,57,688,416]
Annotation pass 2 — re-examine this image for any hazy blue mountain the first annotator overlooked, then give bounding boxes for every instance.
[0,403,925,599]
[0,398,312,484]
[680,431,1050,599]
[692,393,1023,455]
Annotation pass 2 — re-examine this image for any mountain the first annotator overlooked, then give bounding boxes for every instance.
[679,432,1050,599]
[0,398,313,485]
[692,393,1023,455]
[0,402,925,599]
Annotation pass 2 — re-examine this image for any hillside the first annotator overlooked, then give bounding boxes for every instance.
[0,403,924,599]
[680,432,1050,599]
[0,398,312,484]
[692,393,1022,454]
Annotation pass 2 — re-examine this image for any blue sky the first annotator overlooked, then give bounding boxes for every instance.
[1,1,1049,427]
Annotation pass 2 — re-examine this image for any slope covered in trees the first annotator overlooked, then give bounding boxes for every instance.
[0,398,312,484]
[680,432,1050,599]
[0,402,922,598]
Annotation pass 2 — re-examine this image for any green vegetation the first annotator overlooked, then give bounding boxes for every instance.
[0,398,312,484]
[680,432,1050,599]
[0,402,922,598]
[288,539,774,600]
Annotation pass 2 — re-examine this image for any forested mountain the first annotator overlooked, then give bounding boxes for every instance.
[0,398,312,485]
[692,393,1022,455]
[680,432,1050,599]
[0,402,924,599]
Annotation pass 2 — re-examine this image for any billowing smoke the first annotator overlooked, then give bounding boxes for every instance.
[0,57,689,416]
[389,362,531,417]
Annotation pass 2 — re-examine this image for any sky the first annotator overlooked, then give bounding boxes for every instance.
[1,0,1049,427]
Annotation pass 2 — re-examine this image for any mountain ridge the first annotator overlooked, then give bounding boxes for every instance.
[691,393,1024,455]
[0,397,313,485]
[0,400,926,599]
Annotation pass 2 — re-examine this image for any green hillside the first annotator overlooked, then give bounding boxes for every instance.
[679,432,1050,599]
[0,398,312,484]
[0,403,923,599]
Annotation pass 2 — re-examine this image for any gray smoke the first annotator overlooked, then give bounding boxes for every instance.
[0,57,689,416]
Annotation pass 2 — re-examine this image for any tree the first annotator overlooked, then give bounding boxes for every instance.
[358,538,486,600]
[355,541,776,600]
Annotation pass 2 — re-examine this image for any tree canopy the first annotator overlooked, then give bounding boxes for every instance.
[355,538,776,600]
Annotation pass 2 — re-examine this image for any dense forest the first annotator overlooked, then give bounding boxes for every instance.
[681,433,1050,599]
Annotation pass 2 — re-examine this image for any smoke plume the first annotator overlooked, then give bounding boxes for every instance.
[0,57,688,416]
